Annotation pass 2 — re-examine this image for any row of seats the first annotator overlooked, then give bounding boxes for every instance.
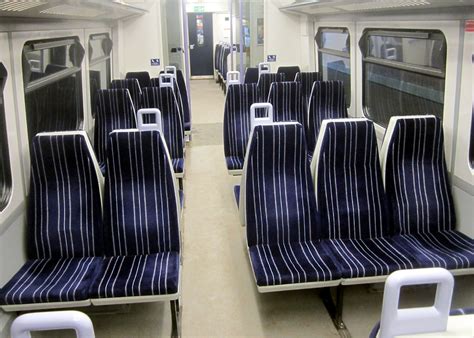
[224,70,346,174]
[214,42,231,88]
[0,122,182,335]
[237,116,473,296]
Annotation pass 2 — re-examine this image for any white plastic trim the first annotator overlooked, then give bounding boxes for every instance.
[11,311,95,338]
[250,102,274,132]
[1,300,91,312]
[378,268,454,338]
[159,73,174,89]
[137,108,162,132]
[227,71,240,87]
[258,62,271,77]
[379,115,437,188]
[165,65,177,79]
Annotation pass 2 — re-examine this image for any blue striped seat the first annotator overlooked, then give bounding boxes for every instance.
[151,77,186,136]
[267,81,305,127]
[110,78,142,113]
[125,71,151,88]
[141,87,185,177]
[94,89,137,174]
[160,69,191,133]
[311,119,419,280]
[241,123,340,289]
[381,116,474,271]
[244,67,258,84]
[256,73,285,102]
[90,129,181,300]
[307,81,347,158]
[0,132,103,308]
[223,83,258,173]
[295,71,322,114]
[277,66,300,82]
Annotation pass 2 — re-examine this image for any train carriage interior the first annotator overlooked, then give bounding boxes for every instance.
[0,0,473,337]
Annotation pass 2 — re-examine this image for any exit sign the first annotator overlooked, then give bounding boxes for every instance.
[194,5,205,12]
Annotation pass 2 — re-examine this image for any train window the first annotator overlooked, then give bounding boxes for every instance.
[361,29,446,128]
[22,37,84,141]
[89,33,112,117]
[471,53,474,168]
[0,63,12,211]
[315,27,351,106]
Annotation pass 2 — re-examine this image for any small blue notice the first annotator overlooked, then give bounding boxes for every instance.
[150,58,161,66]
[267,55,277,62]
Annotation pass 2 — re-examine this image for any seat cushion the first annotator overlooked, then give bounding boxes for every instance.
[325,237,419,278]
[0,257,100,305]
[248,241,340,287]
[184,122,191,131]
[226,156,244,171]
[393,230,474,270]
[172,158,185,174]
[90,252,180,298]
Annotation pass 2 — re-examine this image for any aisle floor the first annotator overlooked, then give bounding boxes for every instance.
[34,79,473,338]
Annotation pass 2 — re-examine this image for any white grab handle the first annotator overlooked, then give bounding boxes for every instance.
[379,268,454,338]
[250,102,273,131]
[165,65,177,79]
[137,108,162,132]
[227,71,240,87]
[159,73,174,88]
[258,62,271,77]
[11,311,95,338]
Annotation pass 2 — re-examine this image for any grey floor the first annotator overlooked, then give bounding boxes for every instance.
[34,79,473,338]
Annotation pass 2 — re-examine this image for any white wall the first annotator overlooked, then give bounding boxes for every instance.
[117,0,165,78]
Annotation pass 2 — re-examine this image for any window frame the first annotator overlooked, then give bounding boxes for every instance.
[315,26,352,107]
[360,28,447,128]
[0,62,12,212]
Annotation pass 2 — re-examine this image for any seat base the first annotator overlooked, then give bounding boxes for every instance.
[91,293,179,306]
[1,300,90,312]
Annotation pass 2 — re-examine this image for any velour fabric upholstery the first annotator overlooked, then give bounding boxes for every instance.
[382,116,473,269]
[312,119,418,278]
[90,129,180,299]
[94,89,137,173]
[0,132,103,306]
[243,123,340,286]
[125,71,151,89]
[256,73,285,102]
[307,81,347,155]
[0,257,100,305]
[141,87,185,175]
[223,84,258,171]
[221,46,231,80]
[277,66,301,82]
[267,81,305,127]
[294,72,322,109]
[90,253,180,298]
[151,77,186,135]
[160,70,191,131]
[110,79,142,112]
[244,67,259,84]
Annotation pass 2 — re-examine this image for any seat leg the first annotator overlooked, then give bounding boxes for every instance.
[178,178,183,191]
[321,286,349,335]
[170,299,181,338]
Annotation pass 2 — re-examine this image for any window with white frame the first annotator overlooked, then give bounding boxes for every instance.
[0,62,12,211]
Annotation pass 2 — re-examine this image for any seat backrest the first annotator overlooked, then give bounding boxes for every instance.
[104,129,180,256]
[223,84,258,164]
[110,78,142,111]
[277,66,301,82]
[141,87,184,162]
[151,76,185,131]
[160,69,190,128]
[241,123,320,246]
[311,119,388,239]
[267,81,305,127]
[295,72,322,109]
[28,131,103,259]
[256,73,285,102]
[380,116,455,235]
[94,89,137,170]
[125,71,151,89]
[307,80,347,153]
[244,67,259,84]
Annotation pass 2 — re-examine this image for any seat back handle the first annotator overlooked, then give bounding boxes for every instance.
[165,65,177,79]
[258,62,271,77]
[159,73,174,89]
[227,71,240,87]
[379,268,454,338]
[250,102,273,131]
[137,108,162,132]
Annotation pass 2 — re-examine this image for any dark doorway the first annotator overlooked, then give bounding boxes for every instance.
[188,12,214,76]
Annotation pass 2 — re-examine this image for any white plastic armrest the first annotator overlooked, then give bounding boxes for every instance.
[11,311,95,338]
[137,108,162,132]
[227,71,240,87]
[258,62,271,77]
[379,268,454,338]
[250,102,274,131]
[159,73,174,88]
[165,65,177,79]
